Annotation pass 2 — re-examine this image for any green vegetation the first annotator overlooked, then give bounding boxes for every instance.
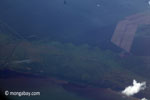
[0,30,150,91]
[10,41,121,80]
[0,38,142,90]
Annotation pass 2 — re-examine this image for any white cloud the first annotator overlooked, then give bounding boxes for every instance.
[122,79,146,96]
[148,1,150,6]
[141,98,148,100]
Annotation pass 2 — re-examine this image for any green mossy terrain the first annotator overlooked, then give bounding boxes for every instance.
[1,25,150,99]
[0,32,148,89]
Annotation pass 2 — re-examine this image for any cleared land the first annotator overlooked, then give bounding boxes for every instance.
[111,12,150,52]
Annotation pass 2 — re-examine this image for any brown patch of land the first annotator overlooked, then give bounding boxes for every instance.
[111,12,150,52]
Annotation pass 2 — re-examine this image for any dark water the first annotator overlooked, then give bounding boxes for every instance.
[0,70,137,100]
